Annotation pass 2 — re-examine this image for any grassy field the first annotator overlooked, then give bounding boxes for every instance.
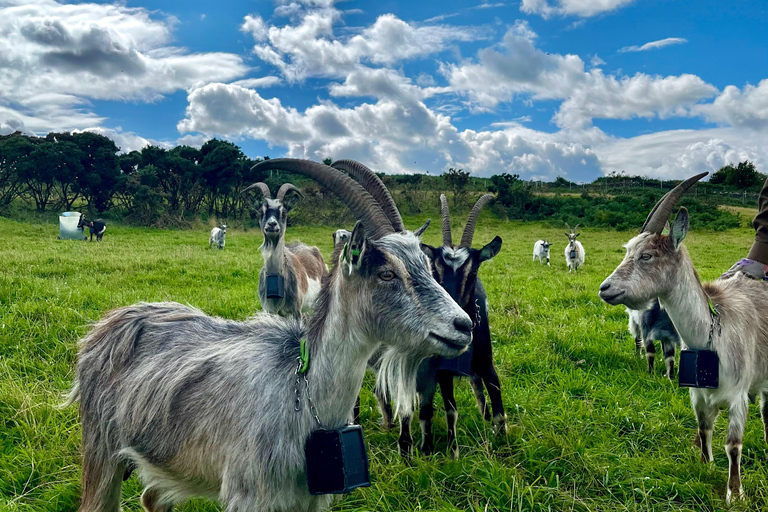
[1,214,765,512]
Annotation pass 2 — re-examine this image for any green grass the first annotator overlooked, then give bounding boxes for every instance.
[0,215,763,511]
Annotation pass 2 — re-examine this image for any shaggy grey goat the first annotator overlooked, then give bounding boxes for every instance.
[626,298,680,379]
[242,180,327,317]
[599,172,768,503]
[65,158,473,512]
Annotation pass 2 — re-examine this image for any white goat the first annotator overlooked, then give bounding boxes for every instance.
[209,224,227,249]
[564,224,585,272]
[533,239,552,265]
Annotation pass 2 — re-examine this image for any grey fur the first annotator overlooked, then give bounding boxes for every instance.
[209,225,227,250]
[67,164,473,511]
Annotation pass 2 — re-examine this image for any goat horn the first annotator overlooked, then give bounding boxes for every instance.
[332,159,404,232]
[641,172,708,234]
[276,183,303,201]
[460,194,494,248]
[440,194,452,247]
[241,181,271,199]
[250,159,395,239]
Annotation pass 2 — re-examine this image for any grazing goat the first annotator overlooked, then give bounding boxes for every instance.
[77,215,106,242]
[626,299,680,380]
[209,224,227,249]
[564,224,584,272]
[393,193,505,459]
[533,239,552,265]
[66,158,472,512]
[599,172,768,503]
[242,181,326,317]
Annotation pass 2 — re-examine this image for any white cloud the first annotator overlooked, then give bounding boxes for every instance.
[596,128,767,178]
[520,0,636,18]
[79,127,170,153]
[241,9,481,81]
[0,0,247,141]
[692,80,768,130]
[619,37,688,53]
[231,76,282,88]
[177,82,602,180]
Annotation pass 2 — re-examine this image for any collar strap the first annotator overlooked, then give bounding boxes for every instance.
[299,338,310,374]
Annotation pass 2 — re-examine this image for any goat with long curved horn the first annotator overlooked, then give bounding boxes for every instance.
[389,192,506,459]
[641,172,708,234]
[331,159,404,232]
[250,159,394,240]
[276,183,303,201]
[440,194,452,247]
[242,181,272,199]
[460,194,494,249]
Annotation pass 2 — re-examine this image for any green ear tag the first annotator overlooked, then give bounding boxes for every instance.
[708,297,719,316]
[299,338,309,374]
[351,248,360,257]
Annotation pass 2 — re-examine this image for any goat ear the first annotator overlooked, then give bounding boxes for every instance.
[669,207,689,250]
[343,221,367,275]
[564,232,570,237]
[480,235,502,262]
[282,190,302,211]
[575,233,580,238]
[413,219,430,238]
[663,221,671,235]
[420,243,435,260]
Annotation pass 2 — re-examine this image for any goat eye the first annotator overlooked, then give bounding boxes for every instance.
[640,253,652,261]
[378,270,395,281]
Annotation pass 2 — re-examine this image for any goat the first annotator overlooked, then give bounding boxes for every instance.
[564,223,584,272]
[599,172,768,503]
[626,298,680,380]
[332,228,351,249]
[77,215,106,242]
[209,224,227,249]
[533,239,552,265]
[391,193,505,459]
[65,158,473,512]
[242,181,327,318]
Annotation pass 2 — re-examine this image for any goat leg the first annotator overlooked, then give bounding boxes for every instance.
[725,395,748,504]
[470,373,490,421]
[644,338,656,376]
[761,392,768,443]
[373,385,394,430]
[418,377,438,457]
[691,390,719,463]
[398,415,413,459]
[661,337,676,381]
[438,373,459,459]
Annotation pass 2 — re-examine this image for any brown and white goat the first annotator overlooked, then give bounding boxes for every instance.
[599,172,768,503]
[242,181,327,317]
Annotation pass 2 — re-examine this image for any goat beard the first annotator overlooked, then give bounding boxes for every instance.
[374,346,425,419]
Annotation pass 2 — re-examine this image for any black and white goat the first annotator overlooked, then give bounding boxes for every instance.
[242,181,327,318]
[332,228,351,249]
[65,158,472,512]
[209,224,227,249]
[77,215,106,242]
[600,172,768,503]
[533,239,552,265]
[391,194,505,458]
[626,299,680,380]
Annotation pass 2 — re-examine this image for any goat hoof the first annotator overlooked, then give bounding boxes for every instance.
[421,443,434,456]
[726,487,744,505]
[493,414,508,435]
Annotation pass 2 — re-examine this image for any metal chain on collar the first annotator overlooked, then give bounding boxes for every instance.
[473,298,482,328]
[706,300,721,351]
[294,358,321,426]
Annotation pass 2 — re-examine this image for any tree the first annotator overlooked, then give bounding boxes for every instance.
[443,167,470,207]
[710,160,762,190]
[0,132,35,207]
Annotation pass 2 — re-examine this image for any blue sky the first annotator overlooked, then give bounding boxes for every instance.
[1,0,766,180]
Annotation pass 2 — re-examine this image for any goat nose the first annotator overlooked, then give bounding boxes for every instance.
[599,282,611,292]
[454,316,473,335]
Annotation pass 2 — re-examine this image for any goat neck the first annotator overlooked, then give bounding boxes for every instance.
[261,231,287,276]
[657,251,711,351]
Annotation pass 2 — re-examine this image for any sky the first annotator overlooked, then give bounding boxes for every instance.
[1,0,766,180]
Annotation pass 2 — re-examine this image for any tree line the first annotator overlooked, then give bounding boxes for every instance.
[0,130,762,230]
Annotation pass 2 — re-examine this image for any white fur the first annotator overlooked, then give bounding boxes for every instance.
[564,240,585,272]
[533,240,550,265]
[441,247,470,271]
[209,227,226,249]
[303,277,322,312]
